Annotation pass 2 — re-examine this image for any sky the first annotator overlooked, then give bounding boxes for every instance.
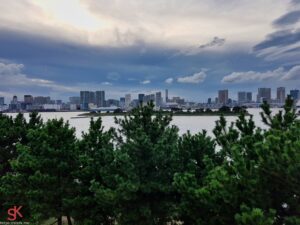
[1,0,300,102]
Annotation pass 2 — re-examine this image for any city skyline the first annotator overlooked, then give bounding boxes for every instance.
[1,1,300,101]
[1,86,299,105]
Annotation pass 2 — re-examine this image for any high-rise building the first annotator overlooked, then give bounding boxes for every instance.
[218,90,228,105]
[138,94,145,103]
[165,89,169,102]
[238,92,246,103]
[238,92,252,103]
[257,88,271,103]
[277,87,285,103]
[80,91,90,110]
[125,94,131,109]
[207,98,212,104]
[290,89,299,101]
[12,95,18,104]
[0,97,4,105]
[215,97,219,104]
[246,92,252,102]
[89,92,96,104]
[155,92,162,107]
[95,91,105,107]
[24,95,33,104]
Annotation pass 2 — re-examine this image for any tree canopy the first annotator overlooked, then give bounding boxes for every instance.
[0,100,299,225]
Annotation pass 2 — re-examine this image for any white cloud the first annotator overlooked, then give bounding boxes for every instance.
[141,80,151,84]
[101,81,112,85]
[177,72,207,84]
[281,65,300,80]
[222,65,300,83]
[0,62,77,92]
[0,0,288,49]
[165,77,174,84]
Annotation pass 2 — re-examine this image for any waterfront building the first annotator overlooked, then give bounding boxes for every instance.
[218,90,228,105]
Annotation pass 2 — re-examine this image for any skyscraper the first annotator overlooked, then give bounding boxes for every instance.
[238,92,252,103]
[277,87,285,103]
[238,92,247,103]
[0,97,4,105]
[89,92,96,104]
[138,94,145,103]
[165,89,169,102]
[24,95,33,104]
[125,94,131,109]
[12,95,18,104]
[80,91,90,110]
[207,98,211,104]
[95,91,105,107]
[257,88,271,103]
[218,90,228,105]
[155,92,162,107]
[246,92,252,102]
[290,89,299,101]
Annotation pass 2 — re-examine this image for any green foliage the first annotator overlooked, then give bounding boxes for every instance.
[0,98,300,225]
[71,117,116,225]
[113,102,179,224]
[0,112,42,219]
[235,205,276,225]
[5,118,77,223]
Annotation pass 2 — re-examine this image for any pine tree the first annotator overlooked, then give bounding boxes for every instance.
[8,118,77,224]
[113,102,179,225]
[71,117,116,225]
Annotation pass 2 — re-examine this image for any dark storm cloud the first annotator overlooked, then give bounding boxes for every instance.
[0,27,280,101]
[253,1,300,63]
[199,37,226,49]
[253,29,300,51]
[0,29,175,83]
[292,0,300,5]
[273,10,300,27]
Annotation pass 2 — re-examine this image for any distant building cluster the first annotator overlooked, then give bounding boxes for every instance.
[0,95,66,112]
[0,87,299,112]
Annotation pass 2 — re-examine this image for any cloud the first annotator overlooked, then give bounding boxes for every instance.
[281,65,300,80]
[0,0,287,50]
[254,29,300,51]
[177,71,207,84]
[199,37,226,49]
[141,80,151,84]
[292,0,300,5]
[253,3,300,63]
[273,10,300,27]
[101,81,112,85]
[222,65,300,83]
[0,62,77,92]
[165,78,174,84]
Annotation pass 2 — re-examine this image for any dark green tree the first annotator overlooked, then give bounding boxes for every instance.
[7,118,77,224]
[0,112,42,219]
[113,102,179,225]
[173,130,220,224]
[71,117,116,225]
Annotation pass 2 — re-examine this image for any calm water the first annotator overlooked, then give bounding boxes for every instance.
[5,108,283,138]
